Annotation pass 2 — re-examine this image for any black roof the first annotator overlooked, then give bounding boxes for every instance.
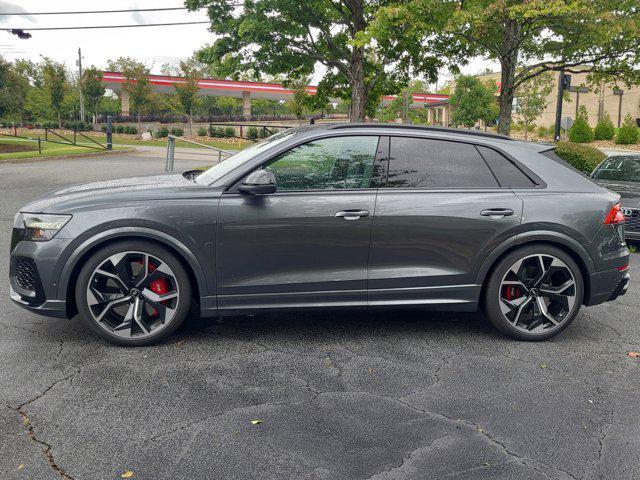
[325,122,513,141]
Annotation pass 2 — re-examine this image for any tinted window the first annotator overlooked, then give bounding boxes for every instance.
[477,146,535,187]
[265,136,378,190]
[386,137,498,188]
[592,156,640,182]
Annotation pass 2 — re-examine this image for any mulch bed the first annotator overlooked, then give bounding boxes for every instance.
[0,143,36,153]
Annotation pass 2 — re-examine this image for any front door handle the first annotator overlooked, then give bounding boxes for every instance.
[480,208,514,218]
[335,210,370,220]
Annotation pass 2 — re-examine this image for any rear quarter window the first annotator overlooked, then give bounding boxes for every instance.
[477,146,535,188]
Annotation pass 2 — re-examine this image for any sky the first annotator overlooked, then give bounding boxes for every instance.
[0,0,497,89]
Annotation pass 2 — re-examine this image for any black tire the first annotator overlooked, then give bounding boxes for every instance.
[482,244,584,341]
[75,240,192,346]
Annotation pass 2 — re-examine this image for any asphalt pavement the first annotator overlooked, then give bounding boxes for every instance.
[1,150,639,480]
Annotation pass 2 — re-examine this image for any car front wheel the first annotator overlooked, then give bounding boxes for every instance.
[75,240,192,346]
[483,245,584,341]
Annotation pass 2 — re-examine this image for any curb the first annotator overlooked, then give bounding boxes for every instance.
[0,147,137,164]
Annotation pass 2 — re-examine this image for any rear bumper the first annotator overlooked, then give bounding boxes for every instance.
[585,266,630,306]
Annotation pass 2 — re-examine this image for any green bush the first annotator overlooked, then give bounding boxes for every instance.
[258,128,270,139]
[114,125,125,134]
[125,126,138,135]
[247,126,259,140]
[554,141,606,174]
[225,127,235,137]
[568,105,594,143]
[594,112,615,140]
[155,126,169,138]
[536,125,553,138]
[615,114,639,145]
[197,126,207,136]
[169,127,184,137]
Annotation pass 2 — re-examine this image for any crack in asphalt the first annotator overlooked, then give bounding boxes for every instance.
[6,369,80,480]
[389,396,579,480]
[364,433,452,479]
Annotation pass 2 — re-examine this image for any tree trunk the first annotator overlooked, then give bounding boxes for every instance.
[137,112,141,132]
[496,20,520,136]
[57,111,61,129]
[349,46,367,122]
[188,111,193,136]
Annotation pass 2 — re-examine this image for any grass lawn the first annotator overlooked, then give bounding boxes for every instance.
[81,133,251,150]
[0,137,127,160]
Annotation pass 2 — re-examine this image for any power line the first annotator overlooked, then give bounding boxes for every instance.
[3,21,211,32]
[0,7,193,16]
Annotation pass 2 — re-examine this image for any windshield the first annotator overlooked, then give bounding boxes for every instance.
[592,156,640,183]
[195,131,296,185]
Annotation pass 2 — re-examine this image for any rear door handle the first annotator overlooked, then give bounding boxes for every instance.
[335,210,370,220]
[480,208,514,218]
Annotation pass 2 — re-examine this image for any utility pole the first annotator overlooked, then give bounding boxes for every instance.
[77,47,84,122]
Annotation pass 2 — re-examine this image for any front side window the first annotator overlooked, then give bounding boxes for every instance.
[265,136,379,191]
[386,137,499,189]
[592,156,640,182]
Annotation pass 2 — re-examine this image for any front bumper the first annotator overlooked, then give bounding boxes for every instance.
[9,285,68,318]
[9,232,73,319]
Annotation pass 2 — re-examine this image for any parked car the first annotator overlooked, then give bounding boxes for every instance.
[10,124,630,345]
[591,155,640,241]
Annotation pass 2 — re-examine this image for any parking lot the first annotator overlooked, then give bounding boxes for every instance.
[1,151,639,480]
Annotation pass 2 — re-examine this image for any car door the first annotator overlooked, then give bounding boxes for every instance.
[216,134,384,312]
[368,136,528,307]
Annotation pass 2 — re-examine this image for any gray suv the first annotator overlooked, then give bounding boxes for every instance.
[9,124,630,345]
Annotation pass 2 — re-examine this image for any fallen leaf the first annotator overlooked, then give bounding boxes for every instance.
[628,352,640,358]
[539,363,548,369]
[120,471,134,478]
[176,340,186,347]
[17,464,24,470]
[250,419,262,425]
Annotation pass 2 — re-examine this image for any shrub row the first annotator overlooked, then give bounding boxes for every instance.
[567,107,638,145]
[100,124,138,134]
[554,142,606,174]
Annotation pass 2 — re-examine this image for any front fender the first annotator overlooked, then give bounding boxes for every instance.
[56,226,210,302]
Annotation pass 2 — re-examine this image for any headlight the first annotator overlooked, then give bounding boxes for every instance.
[22,213,71,241]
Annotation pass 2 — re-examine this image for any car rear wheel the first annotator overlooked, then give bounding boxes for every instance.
[75,240,191,346]
[483,245,584,341]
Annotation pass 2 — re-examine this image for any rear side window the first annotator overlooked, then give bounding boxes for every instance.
[477,146,535,188]
[386,137,498,188]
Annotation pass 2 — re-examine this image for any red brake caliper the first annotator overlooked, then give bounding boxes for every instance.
[503,286,521,301]
[137,261,166,317]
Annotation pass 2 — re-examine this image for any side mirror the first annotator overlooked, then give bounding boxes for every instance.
[239,169,276,195]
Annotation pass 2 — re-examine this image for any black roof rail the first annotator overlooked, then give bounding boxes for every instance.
[326,122,514,141]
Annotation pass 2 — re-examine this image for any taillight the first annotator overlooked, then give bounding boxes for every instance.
[604,204,625,225]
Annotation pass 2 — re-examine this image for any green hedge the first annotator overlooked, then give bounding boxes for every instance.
[568,106,594,143]
[554,142,605,174]
[615,114,639,145]
[594,112,615,140]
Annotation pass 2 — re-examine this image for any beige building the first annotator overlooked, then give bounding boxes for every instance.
[443,70,640,129]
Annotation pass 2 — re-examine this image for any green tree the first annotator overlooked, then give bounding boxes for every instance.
[367,0,640,135]
[285,80,310,121]
[450,76,497,128]
[186,0,442,122]
[82,67,105,123]
[42,58,67,128]
[594,112,615,141]
[568,105,594,143]
[0,57,28,122]
[616,114,639,145]
[108,57,151,129]
[513,71,554,140]
[173,63,200,135]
